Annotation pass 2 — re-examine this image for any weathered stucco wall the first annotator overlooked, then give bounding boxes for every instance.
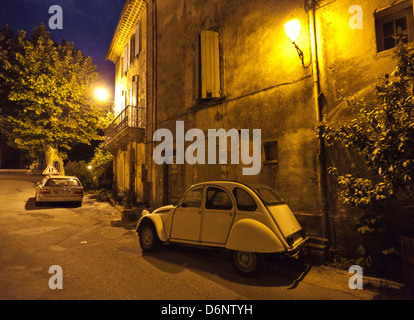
[153,0,323,227]
[317,0,411,255]
[108,0,413,256]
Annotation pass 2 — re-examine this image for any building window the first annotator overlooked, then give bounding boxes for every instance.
[375,3,414,52]
[131,75,139,107]
[135,21,142,57]
[200,30,221,100]
[130,34,135,64]
[263,141,278,164]
[122,44,129,75]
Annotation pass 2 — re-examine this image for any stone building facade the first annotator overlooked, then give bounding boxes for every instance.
[105,0,413,256]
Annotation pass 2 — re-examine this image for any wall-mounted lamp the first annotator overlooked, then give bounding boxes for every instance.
[284,19,306,67]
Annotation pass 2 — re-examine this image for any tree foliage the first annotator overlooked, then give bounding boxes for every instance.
[319,42,414,210]
[89,142,113,188]
[0,24,110,172]
[319,42,414,278]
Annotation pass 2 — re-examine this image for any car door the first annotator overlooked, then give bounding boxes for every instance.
[170,186,204,242]
[201,186,235,245]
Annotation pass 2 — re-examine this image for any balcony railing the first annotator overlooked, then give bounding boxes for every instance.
[105,105,146,144]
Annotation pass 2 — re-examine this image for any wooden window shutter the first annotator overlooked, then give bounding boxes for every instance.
[130,34,135,63]
[200,30,220,99]
[135,23,141,56]
[123,46,128,73]
[132,75,139,107]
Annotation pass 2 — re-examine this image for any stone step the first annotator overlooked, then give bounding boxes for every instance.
[308,237,330,253]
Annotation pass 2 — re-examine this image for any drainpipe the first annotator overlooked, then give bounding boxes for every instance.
[143,0,158,206]
[308,0,330,243]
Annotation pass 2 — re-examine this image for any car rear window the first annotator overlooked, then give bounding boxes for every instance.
[233,188,257,211]
[253,187,284,205]
[45,178,81,187]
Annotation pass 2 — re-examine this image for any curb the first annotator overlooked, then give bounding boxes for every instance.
[363,275,405,290]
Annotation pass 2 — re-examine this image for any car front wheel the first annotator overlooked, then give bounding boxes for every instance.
[232,251,264,277]
[139,223,160,252]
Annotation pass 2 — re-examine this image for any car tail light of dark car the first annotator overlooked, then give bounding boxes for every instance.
[39,189,51,194]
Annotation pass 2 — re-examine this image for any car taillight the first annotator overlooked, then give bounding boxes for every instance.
[286,231,303,247]
[74,190,84,194]
[39,189,51,194]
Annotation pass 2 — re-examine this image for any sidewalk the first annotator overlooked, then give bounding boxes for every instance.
[302,263,409,300]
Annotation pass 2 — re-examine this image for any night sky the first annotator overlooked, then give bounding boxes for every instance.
[0,0,126,95]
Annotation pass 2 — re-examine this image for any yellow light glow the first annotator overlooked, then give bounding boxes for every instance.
[285,19,301,43]
[95,88,109,101]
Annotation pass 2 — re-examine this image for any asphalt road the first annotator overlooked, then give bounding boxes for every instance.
[0,169,403,301]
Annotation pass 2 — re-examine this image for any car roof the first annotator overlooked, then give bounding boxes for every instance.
[189,180,273,190]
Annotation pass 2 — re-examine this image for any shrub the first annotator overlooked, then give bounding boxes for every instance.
[65,160,97,191]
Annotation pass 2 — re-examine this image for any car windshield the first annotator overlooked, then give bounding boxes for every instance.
[45,178,81,187]
[253,187,284,205]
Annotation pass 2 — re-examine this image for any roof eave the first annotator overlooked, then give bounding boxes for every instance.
[106,0,146,63]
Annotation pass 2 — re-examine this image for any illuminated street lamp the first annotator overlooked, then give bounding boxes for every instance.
[284,19,306,67]
[284,19,301,43]
[95,87,110,102]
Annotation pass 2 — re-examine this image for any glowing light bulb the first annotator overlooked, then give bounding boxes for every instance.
[95,88,109,101]
[285,19,301,43]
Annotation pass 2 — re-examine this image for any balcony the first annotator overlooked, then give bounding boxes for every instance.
[104,105,146,153]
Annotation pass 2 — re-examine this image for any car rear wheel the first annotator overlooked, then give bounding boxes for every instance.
[232,251,264,277]
[139,223,160,252]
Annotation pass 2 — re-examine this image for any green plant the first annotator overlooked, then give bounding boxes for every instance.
[90,143,113,189]
[65,160,96,191]
[319,40,414,278]
[0,24,110,171]
[121,189,137,209]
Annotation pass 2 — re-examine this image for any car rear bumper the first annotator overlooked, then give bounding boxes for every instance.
[37,195,83,202]
[286,236,310,256]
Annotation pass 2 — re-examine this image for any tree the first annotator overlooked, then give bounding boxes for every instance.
[320,42,413,209]
[319,41,414,276]
[0,24,110,174]
[89,143,113,189]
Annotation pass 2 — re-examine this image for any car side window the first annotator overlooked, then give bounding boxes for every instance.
[233,188,257,211]
[180,187,203,208]
[206,187,233,210]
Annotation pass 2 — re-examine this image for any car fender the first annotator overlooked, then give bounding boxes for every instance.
[225,218,286,253]
[136,214,167,242]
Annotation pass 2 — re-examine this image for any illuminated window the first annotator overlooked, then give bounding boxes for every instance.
[375,3,414,52]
